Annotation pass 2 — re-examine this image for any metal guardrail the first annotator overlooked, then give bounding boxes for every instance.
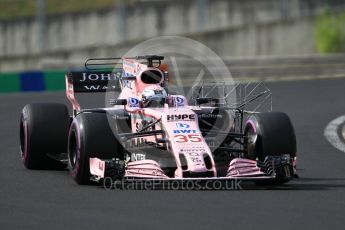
[166,54,345,79]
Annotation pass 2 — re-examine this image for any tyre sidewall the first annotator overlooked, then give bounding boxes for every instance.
[68,114,90,184]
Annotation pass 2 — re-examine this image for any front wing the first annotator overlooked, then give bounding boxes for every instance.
[89,155,295,186]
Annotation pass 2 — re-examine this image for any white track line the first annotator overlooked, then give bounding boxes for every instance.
[324,115,345,153]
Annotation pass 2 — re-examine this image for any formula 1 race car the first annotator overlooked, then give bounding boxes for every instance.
[19,55,297,186]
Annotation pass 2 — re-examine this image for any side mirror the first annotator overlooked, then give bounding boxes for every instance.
[110,99,127,106]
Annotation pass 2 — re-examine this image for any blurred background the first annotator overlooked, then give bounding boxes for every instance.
[0,0,345,92]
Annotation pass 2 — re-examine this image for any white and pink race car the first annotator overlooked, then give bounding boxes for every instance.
[20,55,297,186]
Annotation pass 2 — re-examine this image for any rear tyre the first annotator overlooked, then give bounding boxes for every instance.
[245,112,297,184]
[20,103,70,169]
[68,112,124,185]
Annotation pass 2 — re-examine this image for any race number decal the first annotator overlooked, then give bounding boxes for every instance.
[173,134,203,143]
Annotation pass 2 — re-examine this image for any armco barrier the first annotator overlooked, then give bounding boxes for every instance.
[0,71,66,93]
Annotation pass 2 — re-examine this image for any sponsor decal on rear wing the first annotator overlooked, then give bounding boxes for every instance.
[65,71,122,113]
[65,71,122,93]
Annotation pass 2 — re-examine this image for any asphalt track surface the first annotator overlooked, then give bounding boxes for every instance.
[1,78,345,230]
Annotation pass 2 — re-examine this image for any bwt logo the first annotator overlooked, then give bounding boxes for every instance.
[173,130,197,134]
[129,98,139,108]
[175,97,184,106]
[167,114,195,121]
[176,123,190,128]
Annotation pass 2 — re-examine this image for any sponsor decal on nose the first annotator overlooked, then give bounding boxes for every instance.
[176,123,190,128]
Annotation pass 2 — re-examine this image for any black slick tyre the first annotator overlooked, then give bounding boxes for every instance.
[67,112,124,184]
[20,103,70,169]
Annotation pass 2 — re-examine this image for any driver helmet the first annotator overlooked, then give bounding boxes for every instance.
[141,85,167,108]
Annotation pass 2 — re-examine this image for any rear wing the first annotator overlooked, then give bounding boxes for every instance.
[65,71,121,113]
[84,55,164,71]
[66,71,121,93]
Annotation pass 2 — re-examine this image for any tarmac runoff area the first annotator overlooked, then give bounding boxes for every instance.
[0,77,345,230]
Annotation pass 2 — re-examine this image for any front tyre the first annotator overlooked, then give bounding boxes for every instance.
[68,113,124,184]
[245,112,297,184]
